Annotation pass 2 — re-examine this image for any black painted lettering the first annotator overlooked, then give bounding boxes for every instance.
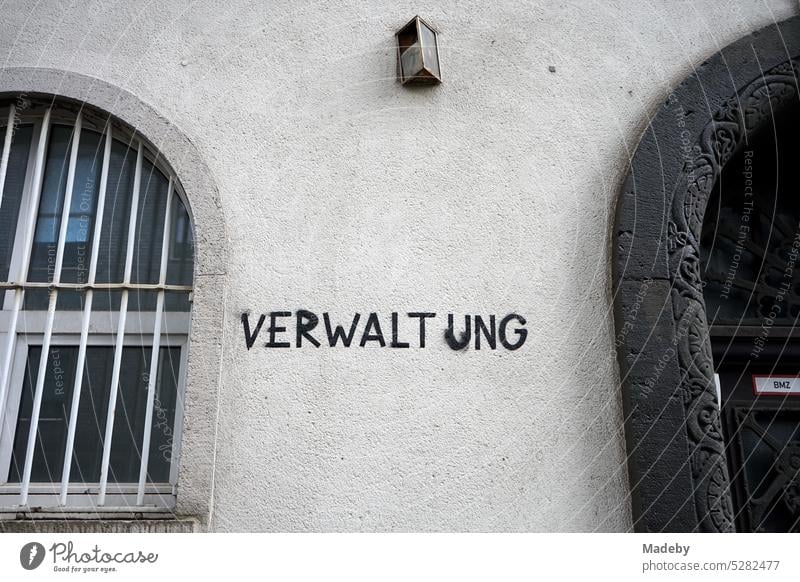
[499,314,527,350]
[265,311,291,348]
[241,313,266,350]
[360,312,386,347]
[324,313,361,347]
[445,314,471,350]
[474,315,496,350]
[390,312,410,348]
[408,312,435,348]
[243,309,526,352]
[296,310,321,348]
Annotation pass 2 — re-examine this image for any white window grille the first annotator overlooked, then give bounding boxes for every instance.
[0,98,194,512]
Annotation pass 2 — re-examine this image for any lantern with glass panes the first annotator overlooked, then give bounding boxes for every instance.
[396,16,441,85]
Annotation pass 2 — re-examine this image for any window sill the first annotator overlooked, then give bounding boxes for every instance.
[0,483,177,511]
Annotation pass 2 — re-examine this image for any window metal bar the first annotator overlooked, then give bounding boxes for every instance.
[1,312,190,337]
[136,177,173,504]
[98,140,142,505]
[59,123,112,505]
[0,104,16,207]
[0,110,50,497]
[20,113,82,505]
[19,294,56,504]
[0,104,18,456]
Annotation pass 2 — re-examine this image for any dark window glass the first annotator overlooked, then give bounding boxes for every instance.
[9,345,180,484]
[24,125,72,309]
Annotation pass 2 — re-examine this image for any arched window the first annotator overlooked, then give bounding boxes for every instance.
[0,97,193,511]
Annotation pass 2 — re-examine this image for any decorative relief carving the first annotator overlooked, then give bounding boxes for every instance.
[667,59,800,532]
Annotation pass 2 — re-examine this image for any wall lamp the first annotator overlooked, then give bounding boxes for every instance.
[396,16,442,85]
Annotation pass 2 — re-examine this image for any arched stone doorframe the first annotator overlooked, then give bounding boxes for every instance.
[614,17,800,532]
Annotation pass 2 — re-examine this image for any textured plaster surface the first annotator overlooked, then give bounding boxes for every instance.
[0,0,795,531]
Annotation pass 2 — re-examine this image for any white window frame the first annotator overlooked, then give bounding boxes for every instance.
[0,100,193,513]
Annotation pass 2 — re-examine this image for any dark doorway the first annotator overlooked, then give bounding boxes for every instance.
[701,103,800,532]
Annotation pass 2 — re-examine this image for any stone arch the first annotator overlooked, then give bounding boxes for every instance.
[614,18,800,532]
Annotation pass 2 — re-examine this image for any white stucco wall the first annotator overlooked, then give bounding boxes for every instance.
[0,0,795,531]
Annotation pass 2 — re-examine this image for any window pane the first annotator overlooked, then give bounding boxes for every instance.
[166,195,193,286]
[93,290,123,312]
[129,289,157,312]
[165,292,191,312]
[56,128,104,310]
[93,139,136,288]
[8,346,79,483]
[29,125,72,276]
[420,23,439,77]
[0,124,33,284]
[12,130,191,312]
[105,345,149,483]
[146,347,181,483]
[165,195,194,312]
[67,346,112,483]
[131,159,169,285]
[23,127,106,310]
[106,346,180,484]
[7,344,180,484]
[25,125,73,309]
